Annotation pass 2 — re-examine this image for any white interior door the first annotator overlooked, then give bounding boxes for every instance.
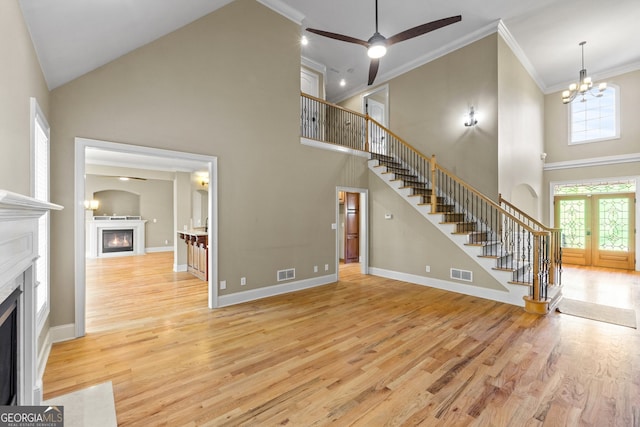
[301,68,320,98]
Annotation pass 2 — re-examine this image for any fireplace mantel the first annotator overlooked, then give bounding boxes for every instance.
[87,217,147,258]
[0,190,62,405]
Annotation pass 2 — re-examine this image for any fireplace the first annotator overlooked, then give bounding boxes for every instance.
[0,288,19,406]
[87,217,147,258]
[102,229,134,253]
[0,189,62,405]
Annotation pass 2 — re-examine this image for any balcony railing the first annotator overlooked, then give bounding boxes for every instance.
[300,93,561,311]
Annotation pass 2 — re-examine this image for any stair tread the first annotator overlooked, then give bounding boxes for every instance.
[507,280,532,287]
[368,155,554,298]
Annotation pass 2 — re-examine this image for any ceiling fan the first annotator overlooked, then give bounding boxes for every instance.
[306,0,461,86]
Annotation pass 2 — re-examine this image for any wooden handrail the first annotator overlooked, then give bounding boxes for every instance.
[300,93,561,305]
[366,116,434,164]
[301,92,368,119]
[301,93,543,235]
[432,161,544,235]
[499,194,559,232]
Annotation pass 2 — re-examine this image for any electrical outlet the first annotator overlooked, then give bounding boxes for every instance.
[241,277,246,286]
[425,265,431,273]
[314,266,318,273]
[220,280,226,290]
[325,264,329,271]
[164,239,168,245]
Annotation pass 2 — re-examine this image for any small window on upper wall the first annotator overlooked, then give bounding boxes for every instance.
[569,84,619,145]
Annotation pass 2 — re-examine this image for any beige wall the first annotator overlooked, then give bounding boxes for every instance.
[369,171,505,291]
[544,69,640,163]
[497,36,545,219]
[342,35,500,199]
[48,0,368,326]
[1,0,51,353]
[341,33,524,288]
[0,0,50,195]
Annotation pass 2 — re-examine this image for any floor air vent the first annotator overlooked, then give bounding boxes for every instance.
[450,268,472,282]
[277,268,295,282]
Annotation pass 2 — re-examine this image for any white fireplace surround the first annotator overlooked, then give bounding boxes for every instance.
[87,217,147,258]
[0,190,62,405]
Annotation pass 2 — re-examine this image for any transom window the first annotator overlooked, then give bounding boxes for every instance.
[568,84,619,145]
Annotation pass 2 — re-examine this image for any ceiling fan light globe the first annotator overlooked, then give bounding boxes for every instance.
[368,44,386,58]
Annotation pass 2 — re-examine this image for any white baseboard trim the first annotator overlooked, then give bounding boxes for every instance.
[174,264,187,272]
[37,329,52,383]
[369,267,527,307]
[49,323,77,343]
[218,274,337,307]
[146,246,172,253]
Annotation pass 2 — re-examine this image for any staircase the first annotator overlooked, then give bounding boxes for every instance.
[300,93,562,313]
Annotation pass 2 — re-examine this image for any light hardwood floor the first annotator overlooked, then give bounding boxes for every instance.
[43,253,640,426]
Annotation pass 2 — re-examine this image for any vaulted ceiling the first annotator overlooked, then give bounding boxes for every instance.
[19,0,640,102]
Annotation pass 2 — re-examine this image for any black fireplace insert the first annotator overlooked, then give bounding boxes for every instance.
[0,288,20,406]
[102,229,134,253]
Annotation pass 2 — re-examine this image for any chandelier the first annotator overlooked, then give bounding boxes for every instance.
[562,41,607,104]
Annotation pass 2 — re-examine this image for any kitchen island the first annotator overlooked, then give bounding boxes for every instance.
[177,229,208,281]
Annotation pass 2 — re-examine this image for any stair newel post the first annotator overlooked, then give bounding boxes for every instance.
[524,231,550,314]
[532,233,541,302]
[364,114,370,153]
[548,228,560,285]
[430,154,437,214]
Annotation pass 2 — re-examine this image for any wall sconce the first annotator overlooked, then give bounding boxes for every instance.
[464,106,478,127]
[84,199,99,211]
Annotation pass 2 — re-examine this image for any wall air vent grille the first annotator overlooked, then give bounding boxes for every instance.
[277,268,295,282]
[450,268,472,282]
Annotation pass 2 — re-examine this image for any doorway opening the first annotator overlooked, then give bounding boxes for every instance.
[553,179,636,270]
[336,187,368,279]
[551,177,638,314]
[74,138,218,338]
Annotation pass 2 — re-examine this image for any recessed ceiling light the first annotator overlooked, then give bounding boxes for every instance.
[339,79,346,87]
[119,177,130,181]
[301,35,308,46]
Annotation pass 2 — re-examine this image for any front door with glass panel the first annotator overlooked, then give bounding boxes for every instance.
[555,193,635,269]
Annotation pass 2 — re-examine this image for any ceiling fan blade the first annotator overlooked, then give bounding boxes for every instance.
[386,15,462,46]
[368,59,380,86]
[306,28,369,48]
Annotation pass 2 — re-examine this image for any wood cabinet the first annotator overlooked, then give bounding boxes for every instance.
[178,231,208,281]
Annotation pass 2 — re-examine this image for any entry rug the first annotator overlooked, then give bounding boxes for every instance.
[42,381,117,427]
[557,298,637,329]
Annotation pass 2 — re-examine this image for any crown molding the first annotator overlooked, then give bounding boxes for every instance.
[545,60,640,94]
[544,152,640,171]
[333,20,502,103]
[302,56,326,75]
[496,20,545,92]
[255,0,304,25]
